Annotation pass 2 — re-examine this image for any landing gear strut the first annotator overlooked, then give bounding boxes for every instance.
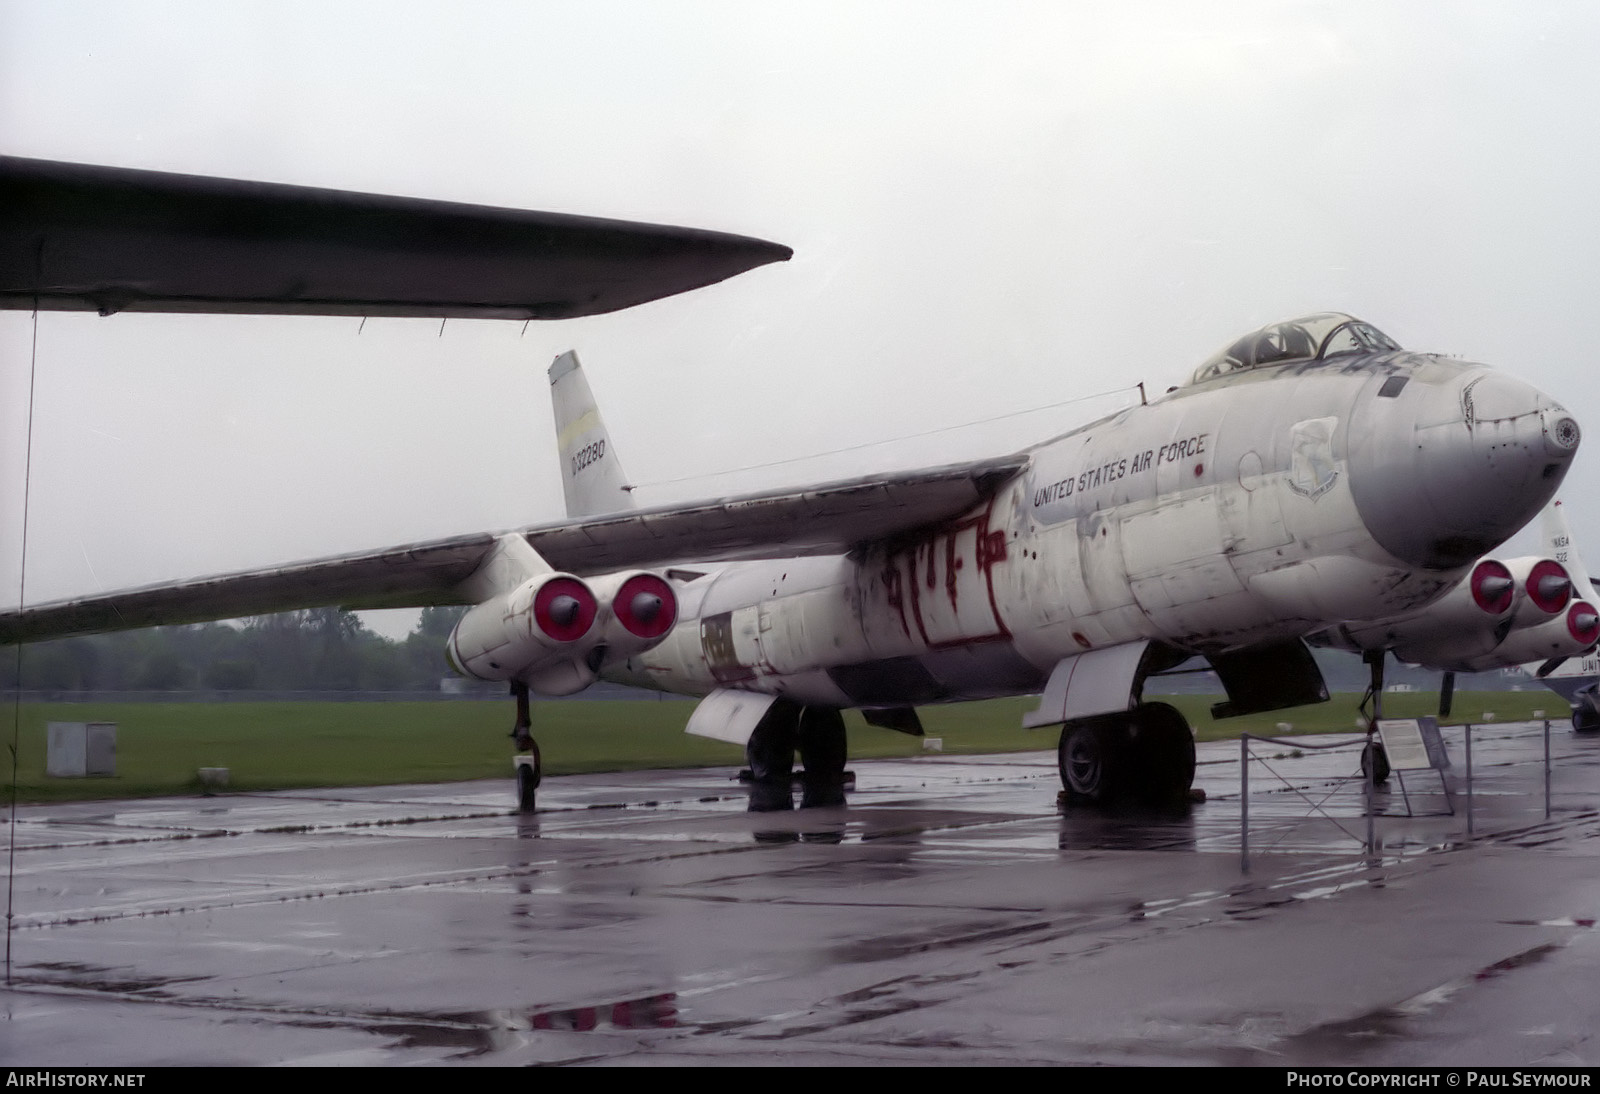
[745,699,798,812]
[743,700,850,811]
[511,681,541,813]
[1358,650,1390,785]
[798,707,848,808]
[1058,702,1195,808]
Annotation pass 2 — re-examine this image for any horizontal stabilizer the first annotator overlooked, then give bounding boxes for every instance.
[0,157,791,319]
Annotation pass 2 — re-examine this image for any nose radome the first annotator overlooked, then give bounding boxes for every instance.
[1350,368,1580,571]
[1464,372,1582,460]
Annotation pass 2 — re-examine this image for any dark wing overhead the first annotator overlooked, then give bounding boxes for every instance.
[0,455,1028,645]
[0,157,791,319]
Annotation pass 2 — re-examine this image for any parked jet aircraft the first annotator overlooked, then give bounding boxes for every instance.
[0,159,1584,810]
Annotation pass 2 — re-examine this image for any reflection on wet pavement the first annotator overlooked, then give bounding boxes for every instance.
[5,722,1600,1064]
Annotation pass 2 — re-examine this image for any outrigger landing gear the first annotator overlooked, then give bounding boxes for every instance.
[511,681,541,813]
[1358,650,1390,785]
[1058,702,1196,808]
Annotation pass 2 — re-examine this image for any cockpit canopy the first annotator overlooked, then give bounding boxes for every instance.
[1190,313,1401,386]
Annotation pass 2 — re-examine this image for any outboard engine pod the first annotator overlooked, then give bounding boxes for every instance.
[446,573,599,682]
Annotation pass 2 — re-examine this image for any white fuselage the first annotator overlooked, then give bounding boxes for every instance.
[608,351,1576,708]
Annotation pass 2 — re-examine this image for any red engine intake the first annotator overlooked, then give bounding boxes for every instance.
[1470,559,1515,615]
[1567,601,1600,647]
[584,570,681,666]
[609,573,677,639]
[1525,559,1573,615]
[533,576,599,642]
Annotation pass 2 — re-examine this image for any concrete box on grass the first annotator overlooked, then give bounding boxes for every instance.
[46,722,116,777]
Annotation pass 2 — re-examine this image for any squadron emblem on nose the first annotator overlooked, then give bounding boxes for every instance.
[1288,417,1339,501]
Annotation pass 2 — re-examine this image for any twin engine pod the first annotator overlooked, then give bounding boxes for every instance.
[1504,557,1573,620]
[446,570,678,694]
[1333,557,1581,670]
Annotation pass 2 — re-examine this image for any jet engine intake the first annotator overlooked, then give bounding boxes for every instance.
[1517,558,1573,618]
[587,570,680,665]
[1470,559,1515,615]
[446,573,599,682]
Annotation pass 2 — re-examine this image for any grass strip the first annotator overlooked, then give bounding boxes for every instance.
[7,691,1563,803]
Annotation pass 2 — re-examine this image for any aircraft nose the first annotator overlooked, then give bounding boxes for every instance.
[1349,369,1580,570]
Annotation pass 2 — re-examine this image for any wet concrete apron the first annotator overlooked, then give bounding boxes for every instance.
[4,722,1600,1065]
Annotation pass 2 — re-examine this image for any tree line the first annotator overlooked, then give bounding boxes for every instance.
[0,606,477,692]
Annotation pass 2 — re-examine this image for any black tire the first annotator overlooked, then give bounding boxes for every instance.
[1058,720,1126,804]
[1129,702,1196,806]
[515,738,542,813]
[1573,709,1600,734]
[1361,740,1390,784]
[746,779,794,813]
[797,706,848,809]
[745,699,800,784]
[797,707,848,780]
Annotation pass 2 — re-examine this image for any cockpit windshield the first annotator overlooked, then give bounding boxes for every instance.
[1189,313,1402,385]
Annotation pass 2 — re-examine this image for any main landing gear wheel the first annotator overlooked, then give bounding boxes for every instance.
[1059,703,1197,808]
[798,707,848,808]
[745,699,800,812]
[1059,720,1125,805]
[1128,702,1196,807]
[1361,740,1390,785]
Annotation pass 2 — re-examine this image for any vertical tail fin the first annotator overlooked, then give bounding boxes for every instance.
[1542,500,1594,599]
[549,350,635,517]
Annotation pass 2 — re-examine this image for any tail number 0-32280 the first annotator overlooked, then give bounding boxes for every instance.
[571,440,606,475]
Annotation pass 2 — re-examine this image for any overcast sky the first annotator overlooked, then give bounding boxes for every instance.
[3,1,1599,639]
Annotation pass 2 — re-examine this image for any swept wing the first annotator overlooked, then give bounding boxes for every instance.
[0,455,1027,645]
[0,156,791,318]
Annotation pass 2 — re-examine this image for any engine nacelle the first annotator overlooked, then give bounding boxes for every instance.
[446,572,599,683]
[1455,600,1600,672]
[587,570,679,666]
[1332,559,1514,665]
[1322,557,1576,670]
